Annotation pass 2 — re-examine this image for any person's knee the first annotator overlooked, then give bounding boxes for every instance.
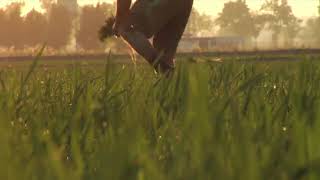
[119,25,153,39]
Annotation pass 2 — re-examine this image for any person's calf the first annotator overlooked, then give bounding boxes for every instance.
[119,30,158,65]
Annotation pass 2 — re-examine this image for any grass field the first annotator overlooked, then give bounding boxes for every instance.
[1,54,320,180]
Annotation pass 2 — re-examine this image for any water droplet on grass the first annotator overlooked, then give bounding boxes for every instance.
[43,129,50,135]
[102,121,107,128]
[282,127,287,132]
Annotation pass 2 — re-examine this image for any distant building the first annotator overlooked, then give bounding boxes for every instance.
[178,36,250,52]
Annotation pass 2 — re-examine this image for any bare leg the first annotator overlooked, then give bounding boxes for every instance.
[120,30,158,66]
[153,25,182,73]
[153,7,192,73]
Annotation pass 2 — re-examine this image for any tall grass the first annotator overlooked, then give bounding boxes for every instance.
[1,57,320,180]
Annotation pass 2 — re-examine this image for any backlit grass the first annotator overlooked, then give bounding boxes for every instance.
[1,56,320,180]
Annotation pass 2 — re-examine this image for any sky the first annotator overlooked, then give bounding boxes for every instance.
[0,0,319,18]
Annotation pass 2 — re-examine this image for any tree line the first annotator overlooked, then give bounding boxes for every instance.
[0,2,114,52]
[214,0,320,48]
[189,0,320,48]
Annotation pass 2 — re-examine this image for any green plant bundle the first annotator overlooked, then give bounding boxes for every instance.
[99,16,116,42]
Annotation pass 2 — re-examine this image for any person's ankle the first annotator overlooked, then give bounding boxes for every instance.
[160,60,175,74]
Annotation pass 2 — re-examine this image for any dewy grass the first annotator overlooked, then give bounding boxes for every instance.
[1,56,320,180]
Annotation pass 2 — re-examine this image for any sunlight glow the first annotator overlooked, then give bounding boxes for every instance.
[0,0,318,17]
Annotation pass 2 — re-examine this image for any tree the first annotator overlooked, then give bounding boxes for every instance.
[47,4,73,50]
[215,0,261,39]
[185,8,214,36]
[303,0,320,47]
[0,9,7,47]
[300,18,320,47]
[319,0,320,16]
[40,0,54,12]
[261,0,301,47]
[5,3,25,49]
[252,14,271,39]
[77,3,114,50]
[24,10,48,47]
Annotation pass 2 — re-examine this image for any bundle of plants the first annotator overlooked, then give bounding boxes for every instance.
[99,16,116,42]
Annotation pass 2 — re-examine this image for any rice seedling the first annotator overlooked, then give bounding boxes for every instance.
[1,56,320,180]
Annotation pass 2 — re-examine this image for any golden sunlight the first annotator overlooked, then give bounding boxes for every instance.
[0,0,318,17]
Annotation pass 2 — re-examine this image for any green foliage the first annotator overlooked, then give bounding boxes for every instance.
[0,2,115,51]
[300,18,320,47]
[0,9,6,47]
[77,3,115,50]
[1,56,320,179]
[99,16,116,42]
[47,4,73,49]
[216,0,257,38]
[24,10,48,47]
[1,3,25,49]
[0,3,71,50]
[185,8,214,35]
[261,0,301,47]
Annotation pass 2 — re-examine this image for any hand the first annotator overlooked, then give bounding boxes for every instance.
[112,21,121,38]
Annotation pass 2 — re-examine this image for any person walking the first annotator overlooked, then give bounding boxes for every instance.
[100,0,193,73]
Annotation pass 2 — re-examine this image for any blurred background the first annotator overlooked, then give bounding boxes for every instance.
[0,0,319,56]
